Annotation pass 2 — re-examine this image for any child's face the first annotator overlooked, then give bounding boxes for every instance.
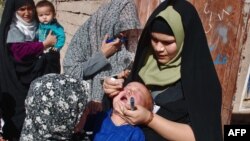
[113,82,150,110]
[36,6,55,24]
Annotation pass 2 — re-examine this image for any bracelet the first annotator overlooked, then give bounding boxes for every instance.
[145,111,154,125]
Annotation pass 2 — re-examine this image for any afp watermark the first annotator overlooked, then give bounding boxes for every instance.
[224,125,250,140]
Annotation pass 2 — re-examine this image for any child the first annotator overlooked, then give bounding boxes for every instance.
[36,0,65,51]
[92,81,153,141]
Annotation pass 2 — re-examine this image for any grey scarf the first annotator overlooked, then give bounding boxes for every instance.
[8,13,37,42]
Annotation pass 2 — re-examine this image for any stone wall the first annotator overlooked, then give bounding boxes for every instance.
[50,0,108,68]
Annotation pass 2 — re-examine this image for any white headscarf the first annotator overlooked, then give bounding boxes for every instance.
[9,13,37,41]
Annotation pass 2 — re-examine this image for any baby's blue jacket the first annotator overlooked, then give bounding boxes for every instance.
[38,19,65,50]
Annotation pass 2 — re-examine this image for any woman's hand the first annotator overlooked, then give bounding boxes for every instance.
[103,77,124,98]
[43,31,57,49]
[122,105,195,141]
[101,34,123,58]
[117,69,131,79]
[122,104,153,125]
[113,101,127,116]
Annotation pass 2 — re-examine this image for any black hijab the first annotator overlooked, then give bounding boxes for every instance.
[127,0,223,140]
[0,0,61,139]
[0,0,36,94]
[0,0,39,138]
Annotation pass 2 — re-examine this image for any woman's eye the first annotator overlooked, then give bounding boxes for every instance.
[19,8,26,11]
[162,41,170,45]
[163,41,174,45]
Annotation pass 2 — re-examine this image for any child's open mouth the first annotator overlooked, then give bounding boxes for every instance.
[120,95,128,103]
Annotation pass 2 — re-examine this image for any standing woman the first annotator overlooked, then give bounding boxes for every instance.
[0,0,58,140]
[103,0,223,141]
[63,0,140,112]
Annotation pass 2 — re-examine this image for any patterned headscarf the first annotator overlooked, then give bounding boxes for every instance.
[20,74,90,140]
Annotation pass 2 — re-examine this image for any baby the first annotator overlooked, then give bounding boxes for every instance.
[36,0,65,51]
[92,81,153,141]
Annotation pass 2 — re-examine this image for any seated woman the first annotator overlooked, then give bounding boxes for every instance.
[0,0,59,140]
[20,74,90,140]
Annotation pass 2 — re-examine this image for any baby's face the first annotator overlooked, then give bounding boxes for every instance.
[36,6,54,24]
[113,82,149,109]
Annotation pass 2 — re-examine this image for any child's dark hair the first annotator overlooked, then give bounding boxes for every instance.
[36,0,56,15]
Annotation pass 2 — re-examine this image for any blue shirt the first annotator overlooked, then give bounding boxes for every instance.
[38,19,65,50]
[93,110,145,141]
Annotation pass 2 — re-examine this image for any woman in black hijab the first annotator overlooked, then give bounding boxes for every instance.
[0,0,59,140]
[103,0,223,140]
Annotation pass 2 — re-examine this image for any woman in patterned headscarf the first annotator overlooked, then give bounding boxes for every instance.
[0,0,58,140]
[103,0,223,141]
[20,74,90,140]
